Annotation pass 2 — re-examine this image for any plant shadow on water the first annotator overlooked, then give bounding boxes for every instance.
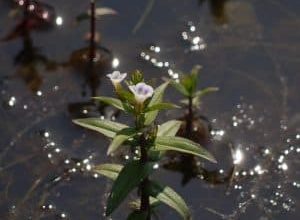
[0,0,300,219]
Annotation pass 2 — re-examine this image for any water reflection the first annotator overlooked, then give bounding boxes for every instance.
[3,0,56,41]
[2,0,58,93]
[0,0,299,219]
[198,0,228,25]
[66,17,114,118]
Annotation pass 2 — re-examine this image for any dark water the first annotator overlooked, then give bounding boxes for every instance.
[0,0,299,219]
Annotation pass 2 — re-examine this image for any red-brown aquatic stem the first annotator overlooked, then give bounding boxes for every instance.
[186,95,194,138]
[140,140,151,220]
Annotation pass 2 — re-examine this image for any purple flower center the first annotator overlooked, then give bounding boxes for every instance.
[137,85,150,95]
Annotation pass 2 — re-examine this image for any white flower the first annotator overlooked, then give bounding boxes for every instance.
[106,71,127,85]
[129,82,154,103]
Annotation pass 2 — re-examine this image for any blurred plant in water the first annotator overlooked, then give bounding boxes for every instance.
[161,66,220,185]
[171,65,219,140]
[73,71,216,219]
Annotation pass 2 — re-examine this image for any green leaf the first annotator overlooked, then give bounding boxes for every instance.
[93,163,123,180]
[145,103,179,113]
[148,181,191,220]
[93,97,124,111]
[127,211,148,220]
[189,66,200,94]
[157,120,182,137]
[93,164,160,212]
[154,136,217,163]
[73,118,128,138]
[195,87,219,98]
[150,120,182,160]
[180,65,202,96]
[118,88,136,104]
[181,76,194,95]
[107,128,136,155]
[170,80,189,97]
[106,160,155,216]
[144,82,169,125]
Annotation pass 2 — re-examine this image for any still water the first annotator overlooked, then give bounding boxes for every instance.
[0,0,299,219]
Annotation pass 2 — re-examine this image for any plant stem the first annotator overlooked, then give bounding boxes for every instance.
[140,143,150,220]
[186,95,193,138]
[89,0,96,63]
[136,115,151,219]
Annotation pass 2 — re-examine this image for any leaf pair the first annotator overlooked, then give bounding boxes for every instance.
[94,163,191,220]
[171,65,201,97]
[104,160,155,216]
[73,118,216,162]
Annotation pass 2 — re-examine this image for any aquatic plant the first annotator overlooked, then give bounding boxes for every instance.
[73,70,216,219]
[171,65,219,138]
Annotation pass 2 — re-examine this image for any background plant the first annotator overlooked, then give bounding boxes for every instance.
[73,70,216,220]
[171,65,219,137]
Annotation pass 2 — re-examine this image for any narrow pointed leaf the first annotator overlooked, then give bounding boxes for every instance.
[145,103,179,113]
[73,118,128,138]
[106,161,155,216]
[148,181,191,220]
[93,164,123,180]
[93,164,161,214]
[181,76,194,95]
[93,96,124,111]
[144,82,169,125]
[107,128,136,155]
[190,65,202,94]
[154,136,217,163]
[195,87,219,98]
[157,120,182,137]
[170,80,189,97]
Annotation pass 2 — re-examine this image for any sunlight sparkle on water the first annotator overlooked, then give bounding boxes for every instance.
[233,148,244,165]
[56,16,63,26]
[112,58,120,68]
[8,96,16,106]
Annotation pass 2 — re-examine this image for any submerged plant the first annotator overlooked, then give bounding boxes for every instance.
[73,70,216,219]
[171,65,219,138]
